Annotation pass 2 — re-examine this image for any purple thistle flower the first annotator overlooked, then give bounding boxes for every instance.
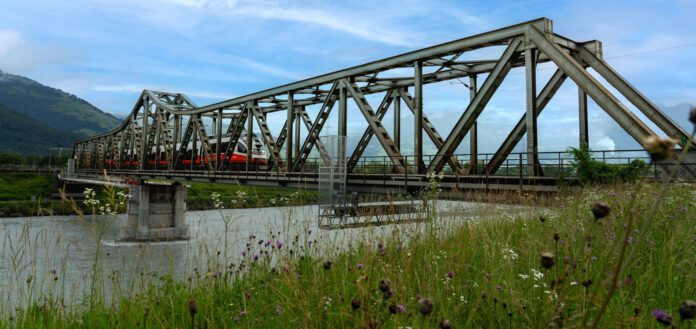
[253,254,260,262]
[447,271,454,279]
[265,240,271,247]
[307,229,312,235]
[276,240,284,249]
[651,309,672,326]
[610,191,617,197]
[357,263,364,269]
[241,251,246,257]
[396,304,407,313]
[626,237,633,244]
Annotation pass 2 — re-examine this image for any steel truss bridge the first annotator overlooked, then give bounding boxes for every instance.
[71,18,696,194]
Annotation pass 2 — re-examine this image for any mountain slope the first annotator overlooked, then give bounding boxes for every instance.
[0,70,120,137]
[0,103,81,154]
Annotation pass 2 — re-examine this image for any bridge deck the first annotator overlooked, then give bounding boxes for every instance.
[67,169,571,194]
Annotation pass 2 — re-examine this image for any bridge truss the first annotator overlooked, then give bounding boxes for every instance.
[73,18,696,189]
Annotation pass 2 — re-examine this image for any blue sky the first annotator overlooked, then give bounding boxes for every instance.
[1,0,695,156]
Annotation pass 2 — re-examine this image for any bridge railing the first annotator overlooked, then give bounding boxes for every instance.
[349,149,694,180]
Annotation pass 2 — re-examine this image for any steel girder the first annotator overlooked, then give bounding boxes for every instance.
[486,69,567,174]
[73,18,694,180]
[427,37,524,173]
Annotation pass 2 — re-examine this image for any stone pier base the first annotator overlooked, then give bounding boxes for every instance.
[123,184,189,241]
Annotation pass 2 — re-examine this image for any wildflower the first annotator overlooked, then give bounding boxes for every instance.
[357,263,364,269]
[275,304,282,315]
[418,297,433,316]
[591,202,610,220]
[518,274,529,280]
[679,300,696,320]
[383,288,394,300]
[447,271,454,279]
[538,215,546,223]
[643,135,677,162]
[252,254,259,262]
[553,233,560,242]
[651,309,672,326]
[439,319,452,329]
[378,279,391,293]
[276,240,284,249]
[540,252,555,269]
[531,269,545,281]
[351,297,361,310]
[388,304,398,314]
[323,261,332,270]
[396,304,406,313]
[502,247,519,260]
[582,279,592,288]
[187,298,198,316]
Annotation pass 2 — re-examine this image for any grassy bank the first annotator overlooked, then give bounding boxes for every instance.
[0,173,316,217]
[2,182,694,328]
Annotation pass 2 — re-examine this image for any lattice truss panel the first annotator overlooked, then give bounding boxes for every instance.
[73,18,696,179]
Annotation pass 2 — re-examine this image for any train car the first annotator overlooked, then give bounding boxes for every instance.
[104,131,268,170]
[179,133,267,170]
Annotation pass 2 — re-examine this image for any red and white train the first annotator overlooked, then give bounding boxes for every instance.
[105,131,269,170]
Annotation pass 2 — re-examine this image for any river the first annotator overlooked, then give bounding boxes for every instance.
[0,201,531,312]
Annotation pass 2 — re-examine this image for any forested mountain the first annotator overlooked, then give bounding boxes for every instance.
[0,70,121,154]
[0,70,120,138]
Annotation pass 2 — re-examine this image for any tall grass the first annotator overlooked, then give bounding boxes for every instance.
[0,181,693,328]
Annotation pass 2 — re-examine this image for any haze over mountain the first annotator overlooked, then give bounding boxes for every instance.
[0,70,121,154]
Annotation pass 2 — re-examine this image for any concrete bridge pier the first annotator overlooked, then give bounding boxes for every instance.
[123,184,189,241]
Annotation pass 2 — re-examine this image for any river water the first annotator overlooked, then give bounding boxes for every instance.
[0,201,532,312]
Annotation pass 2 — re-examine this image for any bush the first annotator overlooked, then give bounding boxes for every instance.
[569,146,647,184]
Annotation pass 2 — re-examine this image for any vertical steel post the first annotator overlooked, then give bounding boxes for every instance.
[173,115,180,168]
[246,106,253,171]
[140,98,148,170]
[338,84,348,164]
[525,46,539,176]
[286,92,294,172]
[216,109,223,171]
[154,109,161,170]
[414,61,423,173]
[190,122,197,170]
[393,91,401,150]
[469,74,478,174]
[578,87,589,147]
[294,106,301,160]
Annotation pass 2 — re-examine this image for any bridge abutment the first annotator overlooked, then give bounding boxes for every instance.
[124,184,188,241]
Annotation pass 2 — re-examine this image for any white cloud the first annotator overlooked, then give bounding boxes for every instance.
[0,29,23,57]
[91,83,232,100]
[153,0,414,46]
[593,136,616,152]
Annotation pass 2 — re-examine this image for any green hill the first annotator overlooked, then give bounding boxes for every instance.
[0,70,120,138]
[0,103,81,154]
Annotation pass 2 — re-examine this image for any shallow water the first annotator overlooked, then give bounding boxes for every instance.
[0,200,531,311]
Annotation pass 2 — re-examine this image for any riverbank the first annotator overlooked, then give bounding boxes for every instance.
[0,173,317,217]
[1,182,693,328]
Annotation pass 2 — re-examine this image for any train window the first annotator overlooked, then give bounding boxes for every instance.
[237,142,247,153]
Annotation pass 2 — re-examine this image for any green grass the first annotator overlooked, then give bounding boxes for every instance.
[187,183,317,210]
[0,173,58,201]
[0,173,316,217]
[2,182,694,328]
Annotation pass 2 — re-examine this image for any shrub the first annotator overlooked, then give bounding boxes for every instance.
[569,145,647,184]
